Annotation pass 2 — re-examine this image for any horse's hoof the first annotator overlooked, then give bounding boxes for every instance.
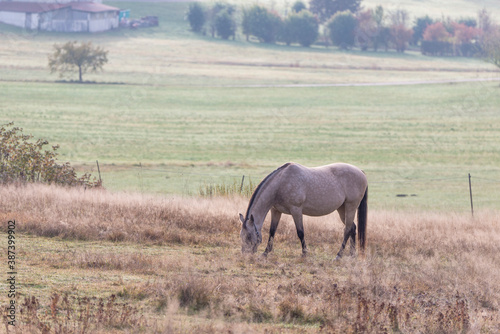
[334,255,342,261]
[261,252,268,258]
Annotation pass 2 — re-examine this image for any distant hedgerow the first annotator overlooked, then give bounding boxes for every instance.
[0,122,100,187]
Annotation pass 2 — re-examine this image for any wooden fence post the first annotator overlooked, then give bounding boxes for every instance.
[96,160,102,184]
[240,175,245,193]
[468,173,474,217]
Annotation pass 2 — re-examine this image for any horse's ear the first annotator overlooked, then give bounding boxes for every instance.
[239,213,245,224]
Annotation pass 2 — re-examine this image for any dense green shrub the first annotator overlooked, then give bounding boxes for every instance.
[457,42,481,57]
[281,18,295,45]
[421,40,453,56]
[291,0,307,13]
[215,9,236,40]
[243,5,282,43]
[283,10,319,47]
[207,3,236,38]
[0,123,100,187]
[327,10,358,49]
[186,2,206,33]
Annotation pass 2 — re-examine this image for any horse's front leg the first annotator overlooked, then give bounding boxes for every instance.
[263,208,282,256]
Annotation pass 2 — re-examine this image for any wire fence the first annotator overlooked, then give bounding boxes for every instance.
[75,160,500,212]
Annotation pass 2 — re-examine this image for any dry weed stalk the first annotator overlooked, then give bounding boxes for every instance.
[13,293,145,333]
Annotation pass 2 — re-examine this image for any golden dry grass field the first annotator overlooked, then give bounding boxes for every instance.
[1,184,499,333]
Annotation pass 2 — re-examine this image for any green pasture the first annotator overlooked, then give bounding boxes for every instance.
[1,80,500,211]
[1,1,500,211]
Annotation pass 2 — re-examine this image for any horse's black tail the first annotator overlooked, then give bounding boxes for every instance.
[358,187,368,254]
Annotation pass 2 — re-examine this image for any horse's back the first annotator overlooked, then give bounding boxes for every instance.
[291,162,366,186]
[276,162,367,216]
[318,163,366,185]
[314,163,367,199]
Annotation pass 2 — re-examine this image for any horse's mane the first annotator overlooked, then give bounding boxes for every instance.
[245,162,291,219]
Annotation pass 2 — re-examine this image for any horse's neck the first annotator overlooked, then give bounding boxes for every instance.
[249,183,276,230]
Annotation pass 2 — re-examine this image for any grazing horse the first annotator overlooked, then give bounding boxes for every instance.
[239,162,368,259]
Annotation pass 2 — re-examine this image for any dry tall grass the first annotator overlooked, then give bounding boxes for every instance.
[0,183,244,245]
[1,183,499,333]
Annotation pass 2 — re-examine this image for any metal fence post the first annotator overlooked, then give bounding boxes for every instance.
[468,173,474,217]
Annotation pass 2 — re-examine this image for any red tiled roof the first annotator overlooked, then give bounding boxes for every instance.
[0,1,119,13]
[0,2,66,13]
[68,2,119,13]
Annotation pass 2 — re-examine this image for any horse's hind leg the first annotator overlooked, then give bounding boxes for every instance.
[263,208,282,256]
[349,224,356,255]
[335,203,357,260]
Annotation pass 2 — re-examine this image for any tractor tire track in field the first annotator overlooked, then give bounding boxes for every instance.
[224,76,500,88]
[2,76,499,88]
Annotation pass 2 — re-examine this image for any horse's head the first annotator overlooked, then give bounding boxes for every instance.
[239,213,261,254]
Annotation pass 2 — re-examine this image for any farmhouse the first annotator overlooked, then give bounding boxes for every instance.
[0,0,119,32]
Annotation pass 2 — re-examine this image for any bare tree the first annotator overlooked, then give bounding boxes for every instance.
[389,8,409,27]
[482,28,500,69]
[48,41,108,82]
[478,8,493,33]
[388,9,413,53]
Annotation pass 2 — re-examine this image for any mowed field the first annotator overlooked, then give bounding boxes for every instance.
[2,80,500,210]
[1,0,500,332]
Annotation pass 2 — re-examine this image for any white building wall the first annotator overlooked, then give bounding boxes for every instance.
[25,13,39,29]
[50,19,89,32]
[0,11,25,28]
[0,5,117,32]
[89,16,117,32]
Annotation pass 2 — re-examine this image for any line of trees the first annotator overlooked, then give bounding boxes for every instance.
[418,9,495,57]
[186,0,499,58]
